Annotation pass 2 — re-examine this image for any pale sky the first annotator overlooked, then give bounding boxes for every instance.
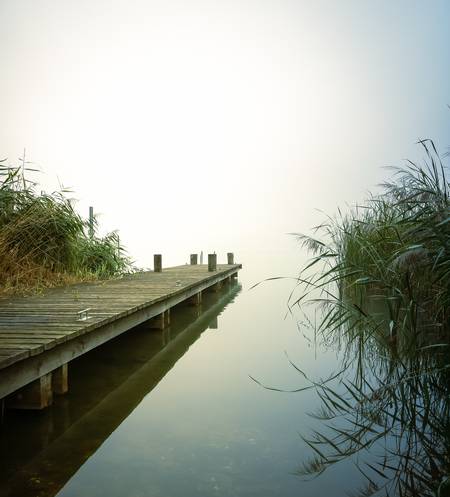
[1,0,449,270]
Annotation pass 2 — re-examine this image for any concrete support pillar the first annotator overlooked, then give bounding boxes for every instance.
[6,373,53,410]
[227,252,234,265]
[190,254,198,265]
[52,364,68,395]
[208,254,217,272]
[154,254,162,272]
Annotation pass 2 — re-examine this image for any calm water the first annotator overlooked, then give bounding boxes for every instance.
[0,255,367,497]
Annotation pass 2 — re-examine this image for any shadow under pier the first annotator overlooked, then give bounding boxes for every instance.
[0,281,242,497]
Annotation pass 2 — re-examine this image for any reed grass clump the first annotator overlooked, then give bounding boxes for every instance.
[293,139,449,350]
[0,158,131,295]
[288,140,450,496]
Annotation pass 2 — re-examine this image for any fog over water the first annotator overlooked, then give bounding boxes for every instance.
[1,0,449,275]
[1,3,450,495]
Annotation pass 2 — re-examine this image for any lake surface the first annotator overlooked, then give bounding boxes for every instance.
[0,252,368,497]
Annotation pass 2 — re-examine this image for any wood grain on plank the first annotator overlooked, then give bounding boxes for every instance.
[0,264,240,370]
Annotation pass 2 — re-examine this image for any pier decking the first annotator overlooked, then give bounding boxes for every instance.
[0,282,242,497]
[0,262,241,408]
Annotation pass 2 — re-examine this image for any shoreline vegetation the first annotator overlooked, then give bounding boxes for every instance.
[288,139,450,496]
[0,157,132,297]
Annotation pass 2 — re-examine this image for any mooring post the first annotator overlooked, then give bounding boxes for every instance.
[208,253,217,272]
[227,252,234,265]
[190,254,198,265]
[154,254,162,272]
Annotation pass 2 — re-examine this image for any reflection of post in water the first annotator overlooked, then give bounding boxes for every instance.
[0,281,242,497]
[161,327,171,346]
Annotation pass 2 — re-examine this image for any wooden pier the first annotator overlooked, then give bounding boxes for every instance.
[0,257,241,409]
[0,282,242,497]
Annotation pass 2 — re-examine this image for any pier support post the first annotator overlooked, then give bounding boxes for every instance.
[6,374,53,410]
[52,364,68,395]
[208,254,217,272]
[162,328,171,346]
[154,254,162,272]
[148,309,170,330]
[227,253,234,265]
[212,281,222,293]
[188,291,202,306]
[190,254,198,265]
[151,312,164,330]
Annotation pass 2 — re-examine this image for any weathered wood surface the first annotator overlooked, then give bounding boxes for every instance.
[0,283,242,495]
[0,264,241,373]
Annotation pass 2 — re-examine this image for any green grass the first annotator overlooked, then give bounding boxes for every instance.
[287,139,450,496]
[0,157,132,295]
[292,139,449,351]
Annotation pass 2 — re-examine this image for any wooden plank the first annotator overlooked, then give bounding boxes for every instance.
[0,264,241,385]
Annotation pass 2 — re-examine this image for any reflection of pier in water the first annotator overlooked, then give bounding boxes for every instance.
[0,282,242,497]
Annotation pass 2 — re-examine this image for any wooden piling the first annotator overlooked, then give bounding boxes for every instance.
[188,291,202,306]
[227,252,234,264]
[165,309,171,327]
[89,206,94,238]
[0,262,242,409]
[52,364,68,395]
[208,254,217,272]
[149,312,164,330]
[154,254,162,272]
[148,309,170,330]
[190,254,198,265]
[7,374,53,410]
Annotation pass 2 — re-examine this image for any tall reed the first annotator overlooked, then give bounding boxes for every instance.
[0,158,132,295]
[288,140,450,496]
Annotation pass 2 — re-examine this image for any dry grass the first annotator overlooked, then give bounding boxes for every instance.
[0,157,132,296]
